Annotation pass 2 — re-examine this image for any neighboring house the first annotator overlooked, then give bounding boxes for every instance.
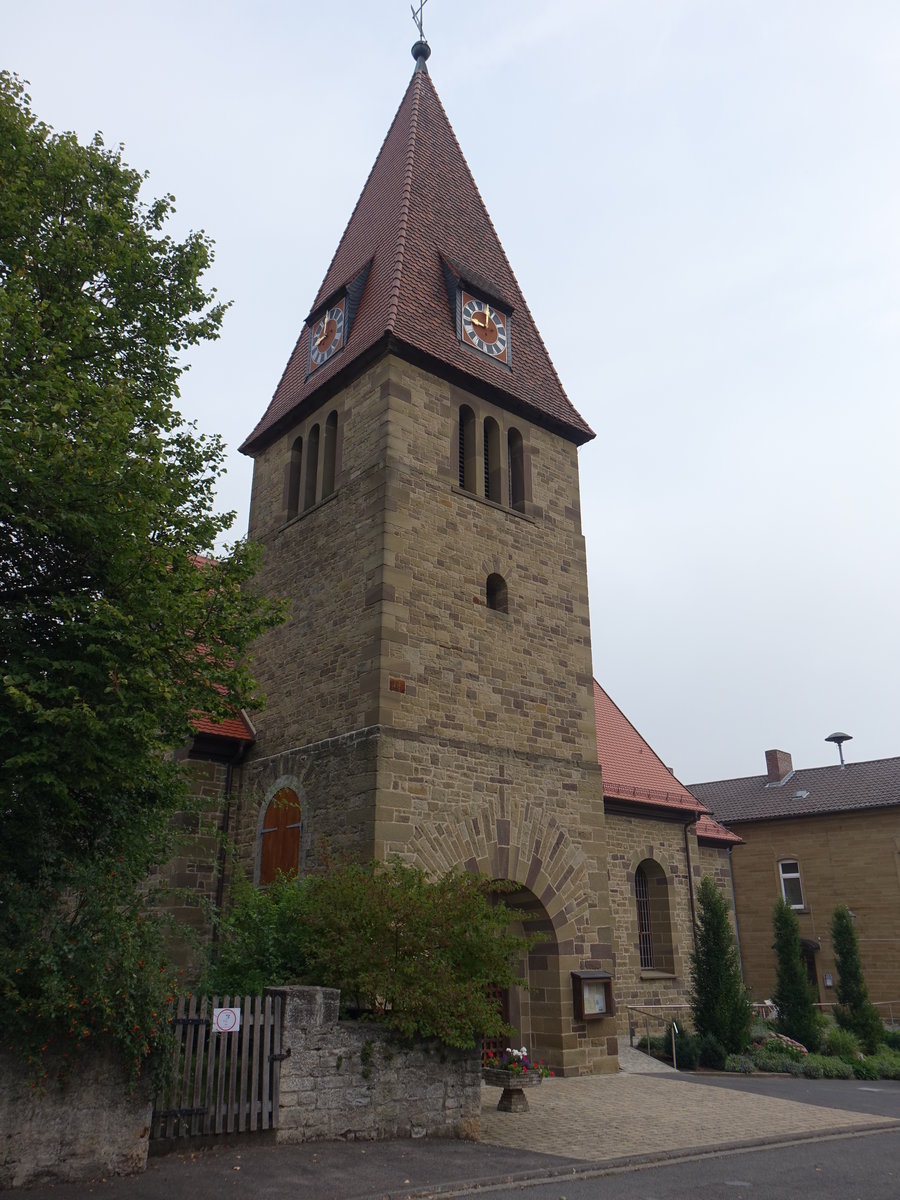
[594,682,741,1036]
[690,749,900,1011]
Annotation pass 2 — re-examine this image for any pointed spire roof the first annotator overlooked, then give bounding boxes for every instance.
[241,62,594,455]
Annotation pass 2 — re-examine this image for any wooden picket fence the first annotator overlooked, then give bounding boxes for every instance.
[151,993,285,1140]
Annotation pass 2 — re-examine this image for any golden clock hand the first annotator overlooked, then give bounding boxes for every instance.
[315,313,328,347]
[484,303,491,327]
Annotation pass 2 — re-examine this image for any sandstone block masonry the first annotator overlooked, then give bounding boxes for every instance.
[266,986,481,1143]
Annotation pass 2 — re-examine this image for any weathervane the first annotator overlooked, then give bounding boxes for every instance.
[410,0,429,41]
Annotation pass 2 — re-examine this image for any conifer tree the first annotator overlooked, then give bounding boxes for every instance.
[831,904,884,1053]
[772,898,820,1050]
[690,876,753,1053]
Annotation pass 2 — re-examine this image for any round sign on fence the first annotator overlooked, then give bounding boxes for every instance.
[213,1007,241,1033]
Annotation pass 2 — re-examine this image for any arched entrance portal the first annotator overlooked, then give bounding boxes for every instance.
[482,886,559,1068]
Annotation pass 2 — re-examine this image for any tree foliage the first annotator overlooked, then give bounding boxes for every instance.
[206,860,531,1049]
[0,72,281,1079]
[772,899,821,1051]
[831,904,884,1054]
[689,875,752,1054]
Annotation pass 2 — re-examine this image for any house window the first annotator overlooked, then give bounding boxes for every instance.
[458,405,476,492]
[635,866,653,969]
[287,435,303,519]
[486,573,508,613]
[304,424,320,510]
[508,427,525,511]
[322,410,338,498]
[779,860,804,909]
[483,417,500,501]
[259,788,302,884]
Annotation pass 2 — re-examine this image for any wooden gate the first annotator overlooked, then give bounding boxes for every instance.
[151,993,284,1140]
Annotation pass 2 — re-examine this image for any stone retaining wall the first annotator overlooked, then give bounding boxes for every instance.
[267,986,481,1142]
[0,1047,152,1190]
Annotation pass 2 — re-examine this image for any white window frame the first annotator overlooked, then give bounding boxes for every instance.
[779,859,805,910]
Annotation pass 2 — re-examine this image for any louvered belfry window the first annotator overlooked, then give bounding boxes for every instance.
[635,866,653,969]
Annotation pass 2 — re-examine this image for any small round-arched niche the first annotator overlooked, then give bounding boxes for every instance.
[486,573,508,613]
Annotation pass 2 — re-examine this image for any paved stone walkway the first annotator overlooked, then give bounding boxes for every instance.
[480,1071,897,1163]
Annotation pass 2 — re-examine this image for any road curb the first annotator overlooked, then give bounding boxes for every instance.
[388,1119,900,1199]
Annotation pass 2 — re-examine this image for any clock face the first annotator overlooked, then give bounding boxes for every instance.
[460,291,509,363]
[309,298,346,371]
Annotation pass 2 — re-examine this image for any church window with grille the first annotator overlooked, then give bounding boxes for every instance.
[635,865,653,969]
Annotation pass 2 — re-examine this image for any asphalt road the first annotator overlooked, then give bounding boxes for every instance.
[459,1127,900,1200]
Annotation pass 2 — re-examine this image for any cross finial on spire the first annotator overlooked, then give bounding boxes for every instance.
[410,0,431,70]
[410,0,428,40]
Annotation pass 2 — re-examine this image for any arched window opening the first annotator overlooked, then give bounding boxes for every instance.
[458,405,476,493]
[259,788,302,885]
[635,858,675,974]
[304,423,320,510]
[322,410,338,498]
[635,866,653,969]
[486,573,508,613]
[483,417,500,502]
[287,436,303,519]
[508,427,525,511]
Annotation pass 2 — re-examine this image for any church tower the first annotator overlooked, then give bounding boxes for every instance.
[236,42,618,1075]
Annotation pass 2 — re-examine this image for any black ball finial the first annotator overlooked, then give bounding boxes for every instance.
[412,39,431,71]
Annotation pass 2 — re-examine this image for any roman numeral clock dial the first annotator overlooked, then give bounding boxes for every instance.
[460,291,509,364]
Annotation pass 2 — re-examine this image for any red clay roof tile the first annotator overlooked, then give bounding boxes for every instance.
[192,711,255,743]
[593,680,707,817]
[242,66,593,455]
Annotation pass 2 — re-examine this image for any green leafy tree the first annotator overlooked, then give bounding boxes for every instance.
[0,72,282,1080]
[207,860,531,1050]
[772,899,820,1051]
[831,904,883,1053]
[690,876,752,1054]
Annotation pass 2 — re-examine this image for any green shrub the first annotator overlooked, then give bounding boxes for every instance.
[883,1030,900,1052]
[824,1025,862,1063]
[852,1057,880,1081]
[690,877,753,1053]
[753,1052,785,1073]
[801,1058,823,1079]
[669,1025,699,1070]
[636,1034,669,1057]
[749,1017,773,1042]
[772,900,821,1051]
[698,1032,727,1070]
[820,1057,853,1079]
[869,1048,900,1080]
[831,905,885,1054]
[207,859,531,1049]
[724,1054,755,1073]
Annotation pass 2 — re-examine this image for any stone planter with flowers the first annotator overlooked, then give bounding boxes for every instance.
[481,1046,553,1112]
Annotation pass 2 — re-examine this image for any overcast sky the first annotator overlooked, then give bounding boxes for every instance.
[7,1,899,784]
